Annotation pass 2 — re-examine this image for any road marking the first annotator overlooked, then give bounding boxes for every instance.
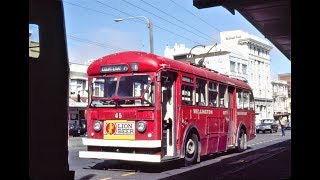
[248,138,281,147]
[100,178,112,180]
[121,172,135,177]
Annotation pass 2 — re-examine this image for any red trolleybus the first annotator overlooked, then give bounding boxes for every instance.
[79,51,256,165]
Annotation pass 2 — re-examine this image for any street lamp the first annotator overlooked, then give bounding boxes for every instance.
[114,16,154,54]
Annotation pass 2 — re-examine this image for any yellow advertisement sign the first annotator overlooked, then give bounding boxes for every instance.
[103,120,135,140]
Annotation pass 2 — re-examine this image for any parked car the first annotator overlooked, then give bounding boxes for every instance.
[256,119,279,133]
[69,121,87,137]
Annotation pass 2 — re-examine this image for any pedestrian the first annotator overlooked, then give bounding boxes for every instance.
[279,116,286,136]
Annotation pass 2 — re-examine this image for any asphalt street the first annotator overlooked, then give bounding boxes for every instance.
[68,129,291,180]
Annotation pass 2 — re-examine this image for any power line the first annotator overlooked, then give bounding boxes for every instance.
[64,0,247,55]
[167,0,246,56]
[64,1,117,18]
[66,0,201,44]
[140,0,215,41]
[122,0,243,55]
[120,0,210,42]
[66,0,237,54]
[96,0,201,44]
[67,35,128,51]
[168,0,222,33]
[153,24,201,44]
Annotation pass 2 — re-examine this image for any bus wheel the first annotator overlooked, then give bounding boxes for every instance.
[184,134,198,166]
[236,129,247,152]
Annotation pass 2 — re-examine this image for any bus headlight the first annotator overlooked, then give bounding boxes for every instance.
[93,121,102,132]
[137,121,146,133]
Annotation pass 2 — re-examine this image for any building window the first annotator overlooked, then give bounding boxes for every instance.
[70,79,86,96]
[237,63,240,73]
[242,64,247,74]
[258,48,260,56]
[230,61,236,72]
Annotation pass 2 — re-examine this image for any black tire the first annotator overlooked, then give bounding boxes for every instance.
[236,129,247,152]
[184,134,199,166]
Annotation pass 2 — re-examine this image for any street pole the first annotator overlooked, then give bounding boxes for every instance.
[148,20,154,54]
[114,16,154,54]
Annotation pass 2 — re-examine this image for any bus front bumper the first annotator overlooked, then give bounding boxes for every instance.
[79,138,162,162]
[79,151,161,162]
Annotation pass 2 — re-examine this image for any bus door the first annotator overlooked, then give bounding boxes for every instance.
[227,86,237,146]
[161,71,178,158]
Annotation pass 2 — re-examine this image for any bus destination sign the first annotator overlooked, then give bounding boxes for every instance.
[100,64,129,73]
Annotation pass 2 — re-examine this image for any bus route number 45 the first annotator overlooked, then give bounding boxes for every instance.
[115,113,122,119]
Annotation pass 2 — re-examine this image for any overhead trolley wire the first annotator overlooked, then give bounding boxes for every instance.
[140,0,215,41]
[96,0,201,44]
[120,0,210,42]
[168,0,222,33]
[167,0,246,56]
[67,35,128,51]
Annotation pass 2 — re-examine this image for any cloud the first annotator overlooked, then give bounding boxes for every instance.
[68,27,141,64]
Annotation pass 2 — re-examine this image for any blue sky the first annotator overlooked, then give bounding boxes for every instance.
[31,0,291,76]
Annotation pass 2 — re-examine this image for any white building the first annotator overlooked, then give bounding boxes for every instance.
[164,30,273,120]
[69,62,89,125]
[271,79,289,117]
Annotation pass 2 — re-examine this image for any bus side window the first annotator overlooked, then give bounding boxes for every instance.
[219,84,228,108]
[243,91,250,110]
[236,88,243,109]
[208,81,218,107]
[181,85,194,105]
[196,78,206,106]
[249,91,255,110]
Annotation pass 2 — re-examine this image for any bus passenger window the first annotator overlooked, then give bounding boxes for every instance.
[243,91,249,110]
[196,79,206,106]
[208,82,218,107]
[236,89,243,109]
[181,85,194,105]
[249,92,255,110]
[219,84,228,108]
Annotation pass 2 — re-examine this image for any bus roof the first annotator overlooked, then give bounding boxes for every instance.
[87,51,252,90]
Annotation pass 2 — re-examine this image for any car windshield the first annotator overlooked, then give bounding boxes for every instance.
[90,75,155,107]
[261,119,275,124]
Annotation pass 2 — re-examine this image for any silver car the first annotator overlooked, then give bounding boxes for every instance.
[256,119,279,133]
